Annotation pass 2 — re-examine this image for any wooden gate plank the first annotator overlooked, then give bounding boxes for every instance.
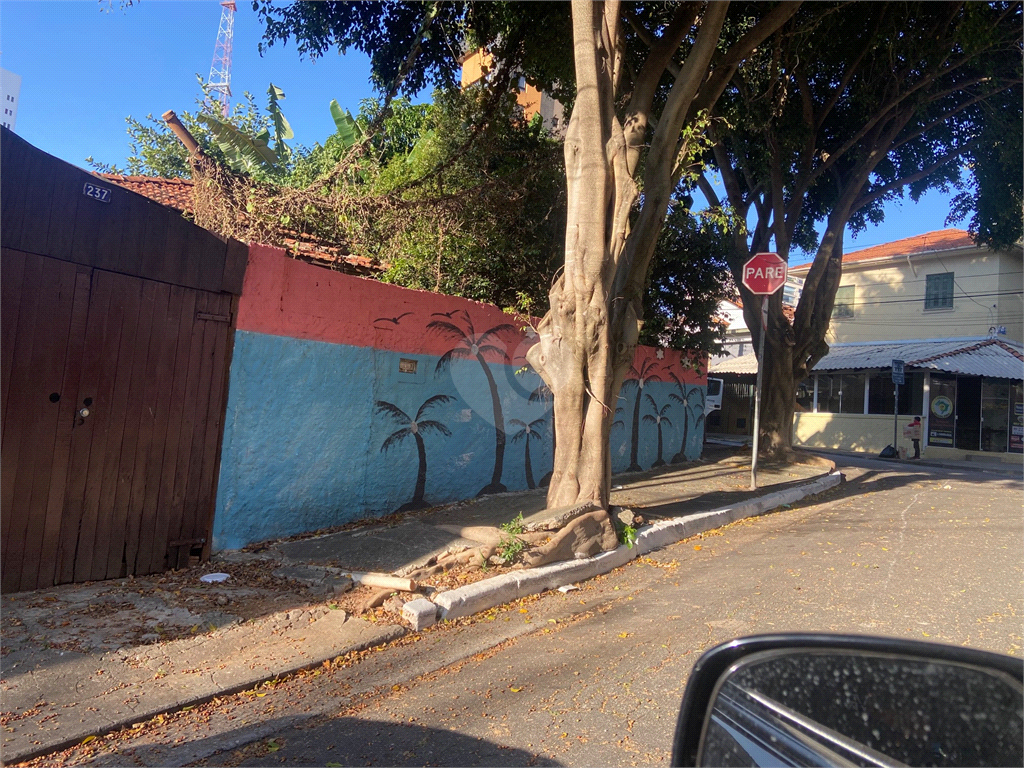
[44,159,84,264]
[116,193,151,278]
[0,252,41,586]
[0,139,34,251]
[76,271,136,583]
[91,273,146,581]
[106,279,161,579]
[131,282,183,575]
[145,287,198,575]
[192,292,235,561]
[35,267,92,588]
[59,271,117,584]
[2,249,28,426]
[10,259,81,592]
[17,150,60,257]
[163,290,209,569]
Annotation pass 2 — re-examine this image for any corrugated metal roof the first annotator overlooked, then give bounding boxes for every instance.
[710,338,1024,380]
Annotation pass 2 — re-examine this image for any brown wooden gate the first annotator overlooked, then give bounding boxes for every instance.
[1,128,246,592]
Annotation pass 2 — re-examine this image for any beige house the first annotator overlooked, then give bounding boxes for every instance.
[809,229,1022,345]
[713,229,1023,462]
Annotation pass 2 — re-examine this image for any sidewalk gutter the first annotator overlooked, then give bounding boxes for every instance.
[433,470,843,620]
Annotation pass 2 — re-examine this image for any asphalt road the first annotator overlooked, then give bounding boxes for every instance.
[57,456,1021,767]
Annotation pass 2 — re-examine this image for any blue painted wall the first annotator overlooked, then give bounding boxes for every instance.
[212,330,707,551]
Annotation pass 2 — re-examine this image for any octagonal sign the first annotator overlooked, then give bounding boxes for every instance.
[742,252,787,295]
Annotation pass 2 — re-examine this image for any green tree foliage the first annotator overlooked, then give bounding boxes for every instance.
[372,87,566,311]
[703,1,1022,454]
[640,204,733,356]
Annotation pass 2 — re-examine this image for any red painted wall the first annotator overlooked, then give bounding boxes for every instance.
[238,245,706,384]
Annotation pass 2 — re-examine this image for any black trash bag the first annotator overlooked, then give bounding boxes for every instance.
[879,444,897,458]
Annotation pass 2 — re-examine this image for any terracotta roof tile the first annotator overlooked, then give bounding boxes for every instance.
[99,173,381,277]
[99,173,196,213]
[842,228,977,264]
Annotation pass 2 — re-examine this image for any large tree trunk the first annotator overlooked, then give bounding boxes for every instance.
[735,203,853,457]
[526,0,780,507]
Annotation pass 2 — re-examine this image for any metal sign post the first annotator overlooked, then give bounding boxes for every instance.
[750,296,769,489]
[741,252,788,490]
[891,359,905,457]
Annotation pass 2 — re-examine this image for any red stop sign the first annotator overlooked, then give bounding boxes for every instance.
[742,252,787,295]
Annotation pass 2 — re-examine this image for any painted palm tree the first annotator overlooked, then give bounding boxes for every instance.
[529,381,555,487]
[622,358,662,471]
[510,417,546,490]
[669,372,706,463]
[642,394,674,468]
[375,394,454,512]
[428,309,515,496]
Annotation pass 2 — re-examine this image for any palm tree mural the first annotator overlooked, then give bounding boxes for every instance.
[668,372,706,463]
[529,382,554,487]
[509,417,546,490]
[622,358,662,472]
[427,310,515,496]
[642,394,674,468]
[375,394,454,512]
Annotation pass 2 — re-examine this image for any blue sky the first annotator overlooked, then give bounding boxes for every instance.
[2,1,961,262]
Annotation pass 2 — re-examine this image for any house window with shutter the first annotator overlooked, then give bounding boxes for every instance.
[925,272,954,310]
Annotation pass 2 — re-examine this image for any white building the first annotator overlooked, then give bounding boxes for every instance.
[1,68,21,131]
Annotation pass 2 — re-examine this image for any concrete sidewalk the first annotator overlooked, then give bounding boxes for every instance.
[1,448,839,764]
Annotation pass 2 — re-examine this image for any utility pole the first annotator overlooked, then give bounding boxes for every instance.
[206,1,236,118]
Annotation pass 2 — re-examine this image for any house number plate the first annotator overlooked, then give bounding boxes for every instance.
[82,182,112,203]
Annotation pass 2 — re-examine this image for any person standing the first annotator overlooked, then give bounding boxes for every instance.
[905,416,922,459]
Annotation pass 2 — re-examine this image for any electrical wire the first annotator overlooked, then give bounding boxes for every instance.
[836,289,1021,307]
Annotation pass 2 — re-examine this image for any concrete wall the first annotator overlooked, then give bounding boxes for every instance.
[212,246,708,551]
[998,254,1024,344]
[793,413,905,455]
[792,411,1024,463]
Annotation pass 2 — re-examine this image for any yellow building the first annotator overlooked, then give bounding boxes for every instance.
[460,49,564,133]
[713,230,1023,462]
[806,229,1022,345]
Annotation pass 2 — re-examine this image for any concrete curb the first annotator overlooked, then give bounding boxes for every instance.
[433,471,843,620]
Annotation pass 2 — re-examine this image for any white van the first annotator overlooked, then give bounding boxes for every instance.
[705,377,723,415]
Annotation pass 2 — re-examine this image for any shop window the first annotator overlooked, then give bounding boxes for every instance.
[925,272,954,310]
[832,285,854,318]
[868,372,924,416]
[817,373,865,414]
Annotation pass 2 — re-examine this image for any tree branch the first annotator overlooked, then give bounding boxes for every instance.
[623,4,699,176]
[852,139,977,211]
[688,1,803,120]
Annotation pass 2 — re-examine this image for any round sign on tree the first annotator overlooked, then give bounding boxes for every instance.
[742,252,787,295]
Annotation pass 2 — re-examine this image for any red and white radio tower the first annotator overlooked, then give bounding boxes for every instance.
[206,1,236,117]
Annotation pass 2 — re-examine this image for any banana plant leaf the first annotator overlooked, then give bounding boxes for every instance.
[198,113,279,174]
[267,83,294,150]
[329,99,363,149]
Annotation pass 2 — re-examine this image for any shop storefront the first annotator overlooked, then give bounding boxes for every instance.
[713,338,1024,460]
[928,375,1023,453]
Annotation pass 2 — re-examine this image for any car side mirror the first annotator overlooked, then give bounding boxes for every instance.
[672,634,1023,767]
